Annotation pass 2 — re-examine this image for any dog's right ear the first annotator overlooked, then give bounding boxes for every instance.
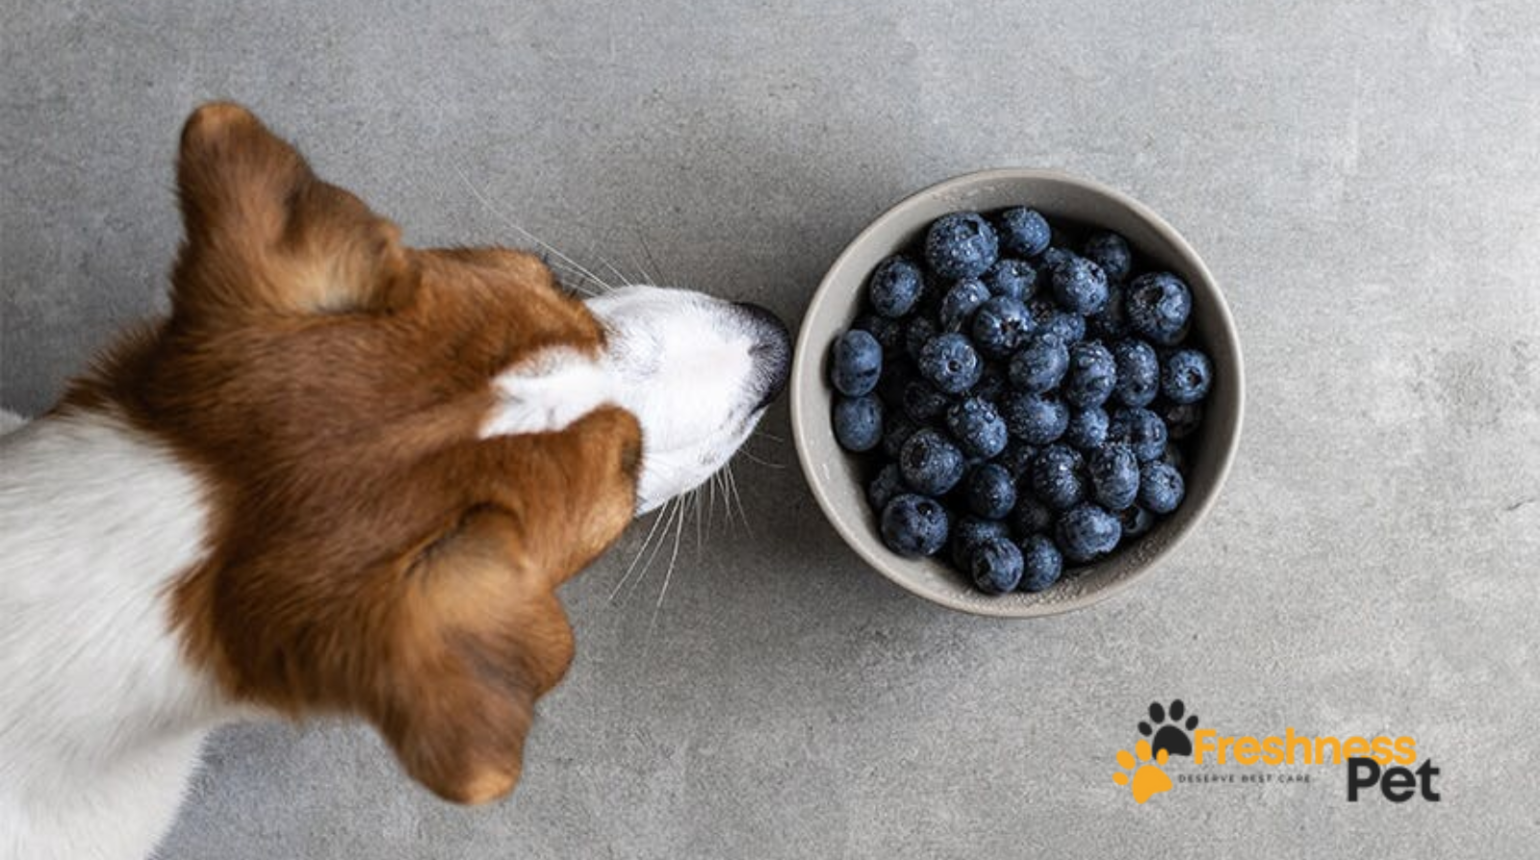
[171,102,416,322]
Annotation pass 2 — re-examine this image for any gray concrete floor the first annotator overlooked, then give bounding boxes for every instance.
[4,1,1539,858]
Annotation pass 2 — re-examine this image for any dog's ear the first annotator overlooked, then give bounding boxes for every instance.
[171,102,415,321]
[375,505,574,804]
[372,407,642,803]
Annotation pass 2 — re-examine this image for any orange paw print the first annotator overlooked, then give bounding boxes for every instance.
[1112,739,1173,804]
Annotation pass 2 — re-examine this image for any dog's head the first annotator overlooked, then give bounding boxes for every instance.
[67,103,787,803]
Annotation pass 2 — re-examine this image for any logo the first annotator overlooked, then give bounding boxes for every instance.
[1110,700,1194,805]
[1109,699,1441,804]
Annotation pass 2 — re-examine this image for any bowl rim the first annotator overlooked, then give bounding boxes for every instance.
[789,167,1246,617]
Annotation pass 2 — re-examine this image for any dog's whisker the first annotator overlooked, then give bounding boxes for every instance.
[637,232,669,286]
[448,162,615,293]
[623,497,683,606]
[752,429,786,444]
[692,485,705,555]
[646,494,689,638]
[724,462,752,537]
[609,499,673,604]
[736,449,787,470]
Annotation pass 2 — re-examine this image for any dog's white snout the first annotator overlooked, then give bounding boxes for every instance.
[585,286,788,514]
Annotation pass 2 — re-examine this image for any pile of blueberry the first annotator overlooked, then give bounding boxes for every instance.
[829,207,1213,595]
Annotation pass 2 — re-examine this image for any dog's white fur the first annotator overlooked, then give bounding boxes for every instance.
[0,286,785,860]
[0,411,231,860]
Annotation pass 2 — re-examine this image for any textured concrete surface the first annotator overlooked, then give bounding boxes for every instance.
[4,1,1539,858]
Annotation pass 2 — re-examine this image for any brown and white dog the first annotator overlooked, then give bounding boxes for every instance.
[0,103,789,860]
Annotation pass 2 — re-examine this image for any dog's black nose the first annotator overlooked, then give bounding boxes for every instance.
[735,301,792,410]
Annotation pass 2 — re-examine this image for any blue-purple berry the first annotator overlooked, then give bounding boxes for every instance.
[1161,348,1213,404]
[833,394,883,452]
[966,463,1017,519]
[868,256,926,318]
[1030,444,1086,510]
[1063,341,1117,409]
[1007,331,1070,394]
[1056,503,1122,563]
[899,427,966,496]
[925,212,999,279]
[997,207,1052,258]
[1000,391,1069,445]
[970,535,1024,594]
[918,332,983,395]
[1126,272,1192,346]
[1018,534,1064,592]
[881,493,950,557]
[831,329,883,396]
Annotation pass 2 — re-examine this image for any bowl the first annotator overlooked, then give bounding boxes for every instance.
[790,169,1244,617]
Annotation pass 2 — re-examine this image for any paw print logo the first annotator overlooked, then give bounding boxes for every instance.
[1138,699,1199,757]
[1112,739,1172,804]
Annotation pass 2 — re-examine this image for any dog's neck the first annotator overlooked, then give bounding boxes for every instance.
[1,410,237,859]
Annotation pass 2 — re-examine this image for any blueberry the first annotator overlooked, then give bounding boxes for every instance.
[938,278,991,332]
[867,463,905,512]
[1006,331,1069,393]
[945,397,1009,459]
[881,493,950,557]
[1138,460,1185,514]
[1117,505,1156,538]
[853,313,905,352]
[918,333,983,395]
[1049,254,1110,315]
[868,256,926,319]
[899,427,966,496]
[1088,443,1140,511]
[1111,339,1160,407]
[950,516,1010,569]
[969,363,1008,403]
[901,379,952,422]
[1000,391,1069,445]
[903,316,940,363]
[996,207,1052,258]
[1010,494,1055,537]
[981,258,1038,301]
[831,329,883,396]
[1063,341,1117,409]
[833,394,883,452]
[1063,407,1109,451]
[1159,400,1204,440]
[1017,534,1064,592]
[1056,503,1122,563]
[970,296,1032,359]
[995,441,1039,480]
[1083,232,1132,282]
[1107,407,1168,462]
[1030,444,1087,510]
[1086,281,1129,341]
[925,212,999,279]
[1027,298,1086,345]
[966,463,1017,519]
[880,413,921,459]
[1161,348,1213,404]
[969,536,1024,594]
[1126,272,1192,346]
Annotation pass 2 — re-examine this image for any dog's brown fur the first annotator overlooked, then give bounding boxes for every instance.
[61,103,641,803]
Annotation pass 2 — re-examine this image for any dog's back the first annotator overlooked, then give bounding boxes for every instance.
[1,410,230,860]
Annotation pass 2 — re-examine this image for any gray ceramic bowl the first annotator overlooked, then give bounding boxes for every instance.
[790,169,1244,617]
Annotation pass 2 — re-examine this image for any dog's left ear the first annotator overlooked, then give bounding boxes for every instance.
[171,102,416,321]
[376,504,574,804]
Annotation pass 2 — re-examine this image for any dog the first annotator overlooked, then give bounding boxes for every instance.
[0,103,790,860]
